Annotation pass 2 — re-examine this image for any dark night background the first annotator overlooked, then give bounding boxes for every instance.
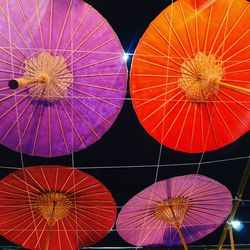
[0,0,249,249]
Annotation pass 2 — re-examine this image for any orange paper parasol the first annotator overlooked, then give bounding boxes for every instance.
[130,0,250,153]
[0,166,116,250]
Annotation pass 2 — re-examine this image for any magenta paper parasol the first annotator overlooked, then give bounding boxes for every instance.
[0,0,127,157]
[0,165,117,250]
[116,174,232,248]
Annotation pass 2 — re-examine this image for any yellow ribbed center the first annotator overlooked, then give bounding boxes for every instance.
[154,197,189,225]
[178,52,224,102]
[33,192,73,226]
[23,52,73,102]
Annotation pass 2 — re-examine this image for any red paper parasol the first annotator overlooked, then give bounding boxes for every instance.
[0,165,116,250]
[116,174,232,249]
[130,0,250,153]
[0,0,127,157]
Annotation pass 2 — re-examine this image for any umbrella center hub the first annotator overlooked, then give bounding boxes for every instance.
[34,191,73,226]
[23,52,73,102]
[154,197,189,225]
[178,52,224,102]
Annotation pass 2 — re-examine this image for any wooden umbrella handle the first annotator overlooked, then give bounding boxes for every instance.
[175,225,188,250]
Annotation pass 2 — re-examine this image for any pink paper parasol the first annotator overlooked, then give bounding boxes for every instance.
[0,165,117,250]
[0,0,127,157]
[116,174,232,248]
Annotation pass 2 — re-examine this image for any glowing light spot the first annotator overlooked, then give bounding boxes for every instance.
[231,220,243,231]
[123,53,129,62]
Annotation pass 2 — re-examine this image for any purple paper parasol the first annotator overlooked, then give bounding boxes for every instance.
[116,174,232,248]
[0,0,127,157]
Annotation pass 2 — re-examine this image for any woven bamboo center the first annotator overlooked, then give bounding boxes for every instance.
[33,192,73,226]
[154,197,189,225]
[178,52,224,102]
[23,52,73,102]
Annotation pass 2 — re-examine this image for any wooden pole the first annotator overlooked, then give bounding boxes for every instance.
[217,159,250,250]
[176,225,188,250]
[228,225,235,250]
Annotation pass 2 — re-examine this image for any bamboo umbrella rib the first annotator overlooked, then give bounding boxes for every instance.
[12,174,40,193]
[175,175,193,197]
[59,170,76,192]
[76,204,115,213]
[189,205,231,214]
[34,0,44,50]
[54,104,70,153]
[223,45,250,65]
[67,182,100,196]
[22,216,44,246]
[120,213,156,238]
[206,103,219,147]
[0,95,27,120]
[213,102,235,139]
[208,0,234,56]
[0,58,25,71]
[61,219,74,250]
[160,181,169,200]
[15,101,40,150]
[145,188,165,201]
[180,222,195,244]
[54,0,72,55]
[138,218,161,246]
[1,181,34,196]
[187,208,223,221]
[151,95,185,134]
[68,54,122,75]
[215,6,249,56]
[163,11,192,61]
[134,195,159,204]
[225,69,250,75]
[142,41,194,75]
[74,209,110,230]
[60,5,90,56]
[190,191,234,201]
[180,181,212,197]
[0,208,32,225]
[200,103,205,150]
[152,24,186,63]
[48,0,53,51]
[64,217,88,247]
[150,220,164,245]
[54,167,59,191]
[58,100,86,147]
[69,86,120,108]
[0,47,25,64]
[77,207,114,222]
[0,30,28,58]
[220,30,249,61]
[68,36,115,68]
[184,214,208,232]
[4,212,40,237]
[63,98,99,139]
[0,197,34,202]
[0,189,35,198]
[65,20,106,62]
[223,58,250,70]
[75,191,109,198]
[68,93,112,125]
[0,7,34,54]
[137,87,181,109]
[162,100,188,141]
[31,103,44,155]
[73,79,125,93]
[132,81,179,93]
[183,216,205,238]
[34,220,47,250]
[40,167,52,191]
[202,0,214,53]
[190,103,197,151]
[217,94,249,128]
[0,206,30,218]
[220,90,249,110]
[69,213,103,238]
[175,102,192,149]
[48,105,52,157]
[135,57,190,76]
[0,69,22,75]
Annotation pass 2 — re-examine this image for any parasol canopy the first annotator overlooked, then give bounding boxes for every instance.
[130,0,250,153]
[0,165,117,250]
[116,174,232,248]
[0,0,127,157]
